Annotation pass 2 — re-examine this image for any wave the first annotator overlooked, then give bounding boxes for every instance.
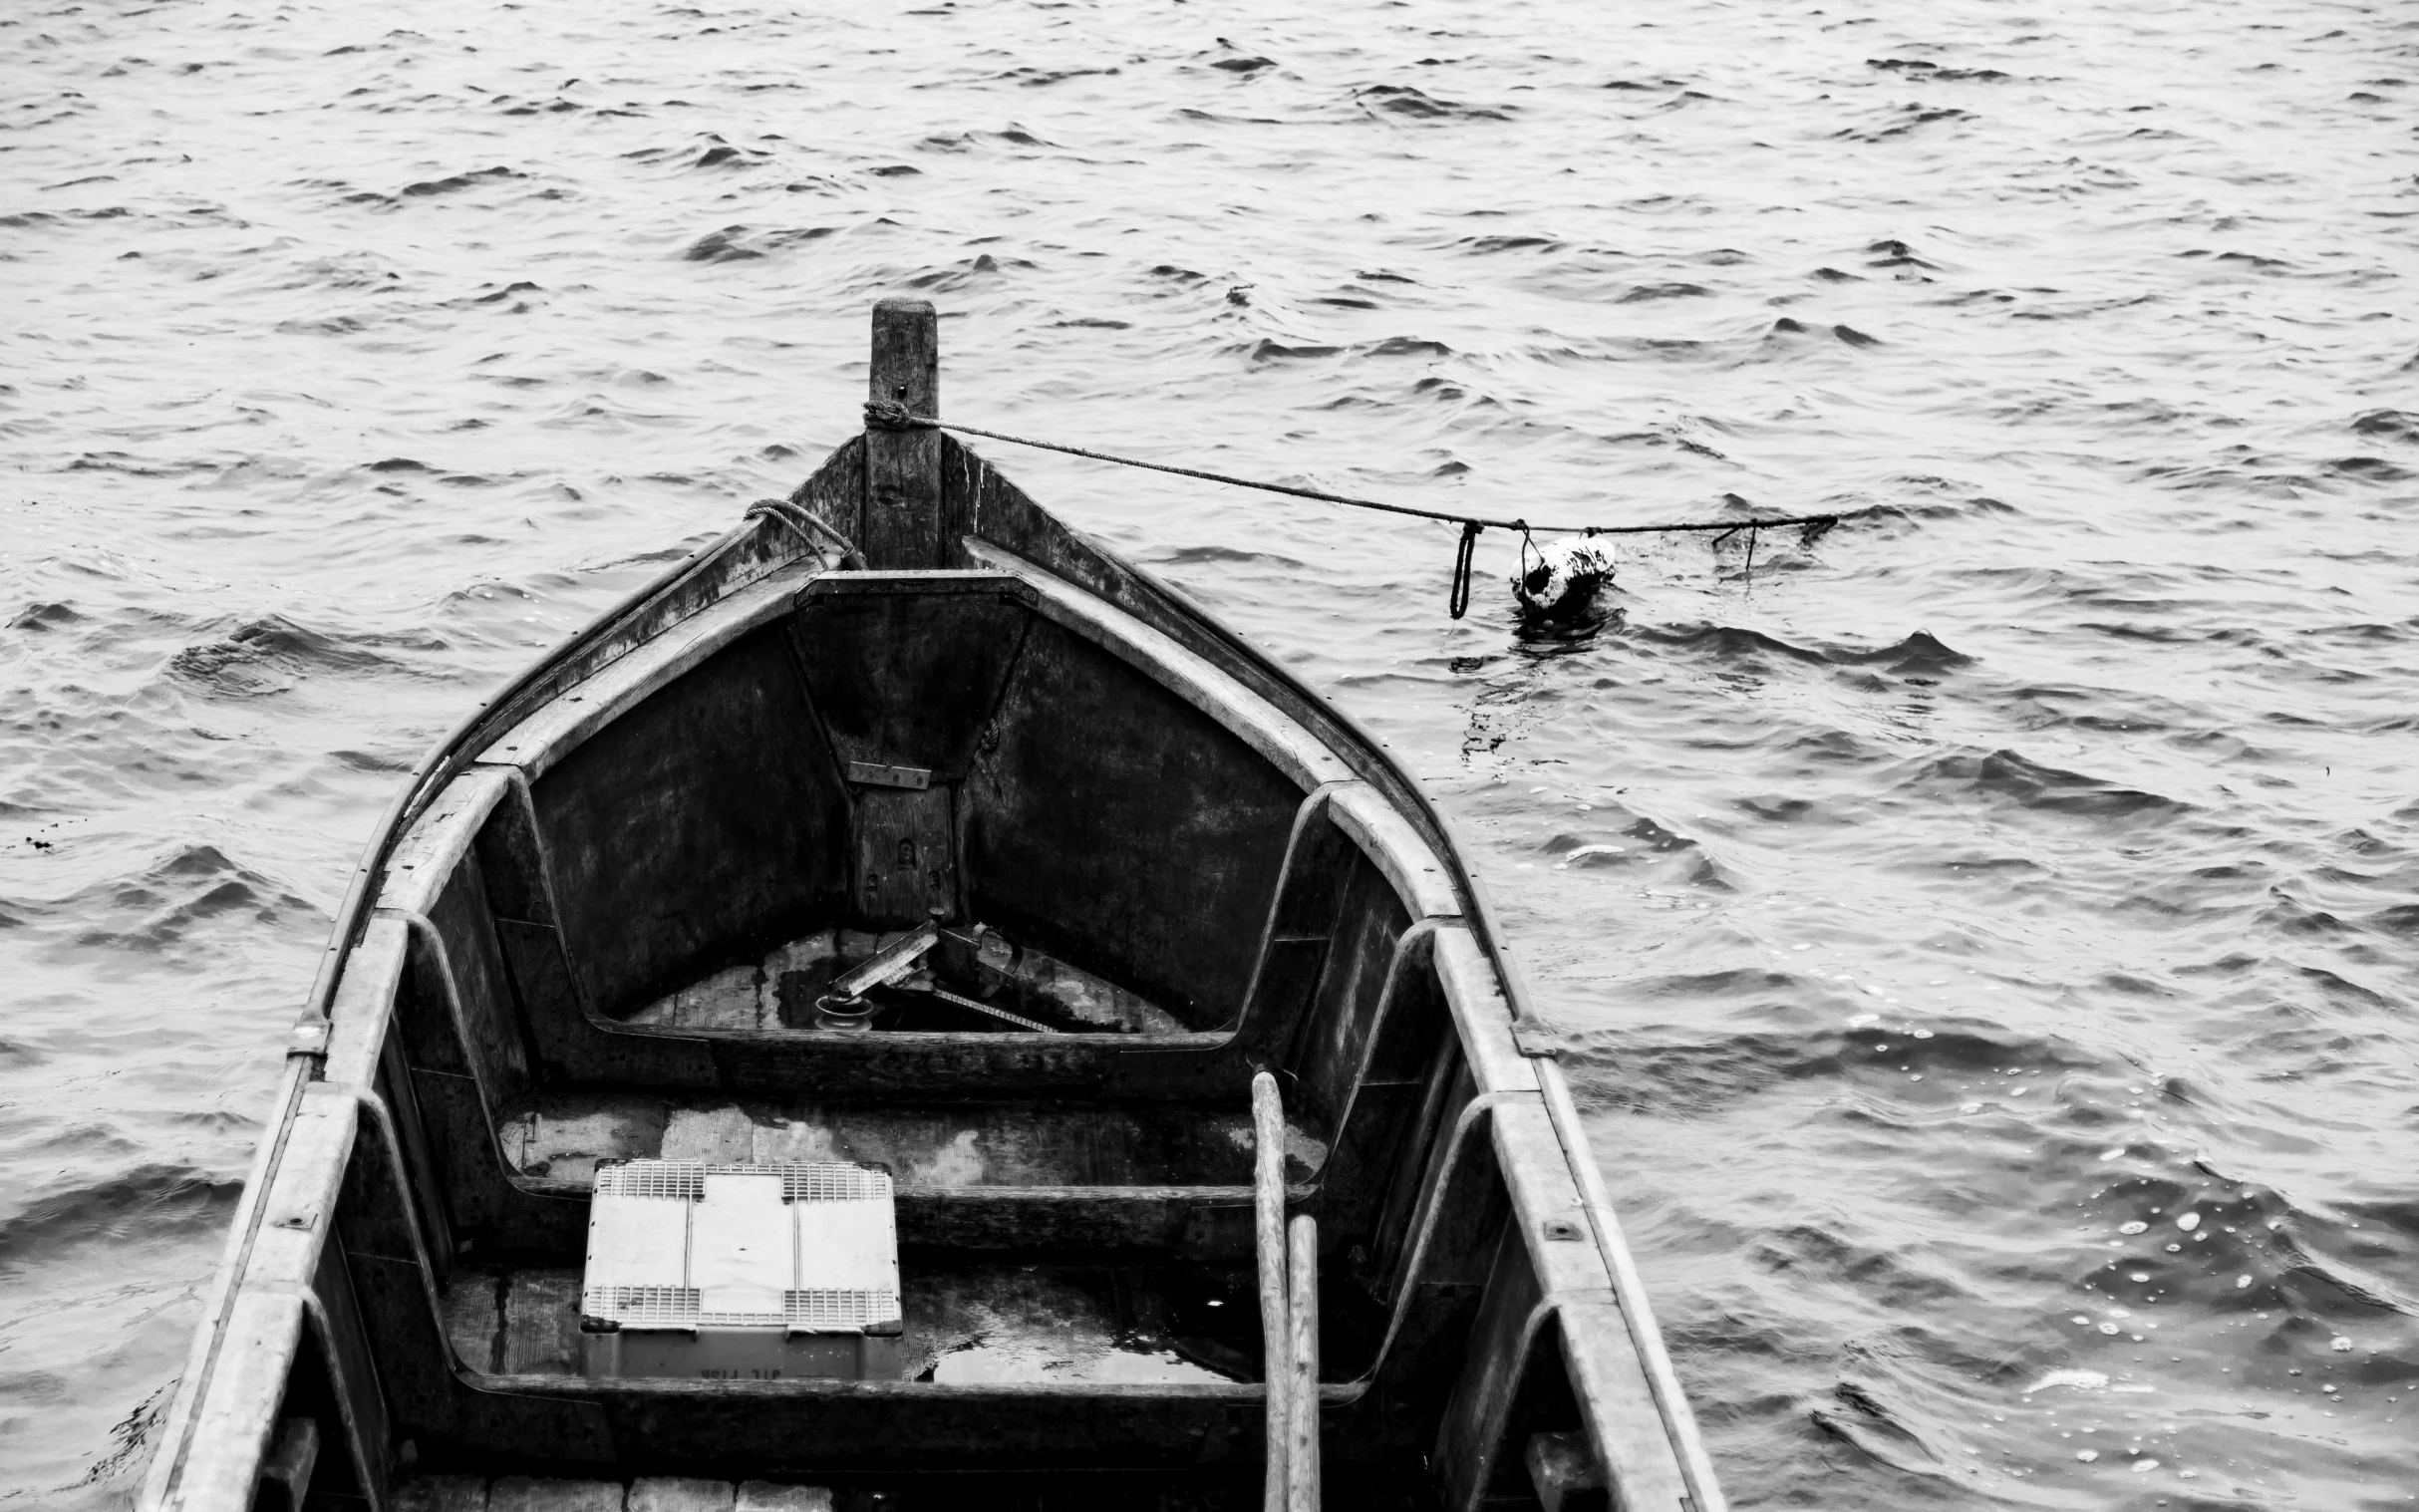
[0,1164,240,1262]
[681,223,843,262]
[13,842,325,953]
[1353,84,1513,122]
[1897,749,2192,819]
[398,164,526,197]
[163,614,429,697]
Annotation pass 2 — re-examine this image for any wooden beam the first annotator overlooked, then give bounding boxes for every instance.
[1285,1214,1321,1512]
[863,299,942,568]
[1252,1071,1290,1510]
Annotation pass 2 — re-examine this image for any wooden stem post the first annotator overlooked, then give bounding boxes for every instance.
[1252,1071,1290,1510]
[864,297,942,568]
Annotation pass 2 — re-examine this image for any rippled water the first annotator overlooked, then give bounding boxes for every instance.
[6,0,2417,1503]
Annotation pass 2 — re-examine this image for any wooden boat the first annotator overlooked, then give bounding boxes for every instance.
[138,303,1725,1512]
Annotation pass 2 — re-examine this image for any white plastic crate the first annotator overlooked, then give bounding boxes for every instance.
[578,1160,904,1380]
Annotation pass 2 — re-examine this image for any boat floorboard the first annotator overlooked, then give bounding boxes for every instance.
[395,1476,830,1512]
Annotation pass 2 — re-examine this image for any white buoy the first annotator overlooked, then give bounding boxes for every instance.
[1512,538,1617,620]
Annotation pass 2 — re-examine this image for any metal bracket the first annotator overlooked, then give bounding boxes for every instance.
[828,923,940,1002]
[1510,1020,1572,1059]
[287,1018,331,1060]
[847,760,931,790]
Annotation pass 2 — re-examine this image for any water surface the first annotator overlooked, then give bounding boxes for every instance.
[4,0,2416,1504]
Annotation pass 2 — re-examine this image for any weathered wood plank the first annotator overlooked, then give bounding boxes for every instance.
[462,1374,1272,1471]
[1234,788,1349,1050]
[165,1290,306,1512]
[391,1474,489,1512]
[1289,852,1410,1132]
[1308,925,1449,1273]
[851,784,958,926]
[783,583,1031,782]
[427,852,535,1111]
[628,1479,736,1512]
[526,1094,1265,1185]
[735,1484,834,1512]
[325,914,411,1088]
[1284,1215,1322,1512]
[487,1476,622,1512]
[1430,926,1541,1098]
[1252,1073,1290,1508]
[658,1104,755,1163]
[1431,1229,1540,1512]
[311,1215,394,1509]
[1490,1103,1691,1512]
[972,612,1304,1030]
[171,1082,362,1512]
[339,1090,491,1446]
[862,298,942,568]
[502,1269,586,1376]
[254,1416,317,1512]
[443,1269,504,1372]
[378,766,512,918]
[1557,1304,1691,1512]
[530,625,849,1020]
[1525,1429,1606,1512]
[490,917,720,1088]
[336,1097,618,1458]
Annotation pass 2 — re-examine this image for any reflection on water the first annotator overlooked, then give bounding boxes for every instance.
[3,0,2416,1503]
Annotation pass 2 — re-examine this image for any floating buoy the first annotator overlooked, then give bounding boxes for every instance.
[1513,538,1616,621]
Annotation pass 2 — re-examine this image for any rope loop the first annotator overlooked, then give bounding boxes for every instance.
[862,398,929,431]
[1514,519,1544,596]
[1448,521,1484,620]
[748,497,866,569]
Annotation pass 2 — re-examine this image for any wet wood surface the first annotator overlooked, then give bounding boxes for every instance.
[861,299,942,568]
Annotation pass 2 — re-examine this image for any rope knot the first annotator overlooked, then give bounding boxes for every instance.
[862,398,929,431]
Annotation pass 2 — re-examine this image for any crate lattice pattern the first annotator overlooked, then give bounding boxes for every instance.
[582,1284,901,1332]
[592,1160,893,1203]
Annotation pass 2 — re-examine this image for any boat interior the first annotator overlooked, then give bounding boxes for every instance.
[148,306,1703,1512]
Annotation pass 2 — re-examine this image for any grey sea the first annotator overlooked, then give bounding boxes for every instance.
[5,0,2416,1504]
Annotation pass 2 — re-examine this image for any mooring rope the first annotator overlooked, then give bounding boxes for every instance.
[748,495,865,568]
[861,398,1853,617]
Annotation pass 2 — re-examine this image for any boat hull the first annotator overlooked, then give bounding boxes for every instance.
[137,306,1720,1512]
